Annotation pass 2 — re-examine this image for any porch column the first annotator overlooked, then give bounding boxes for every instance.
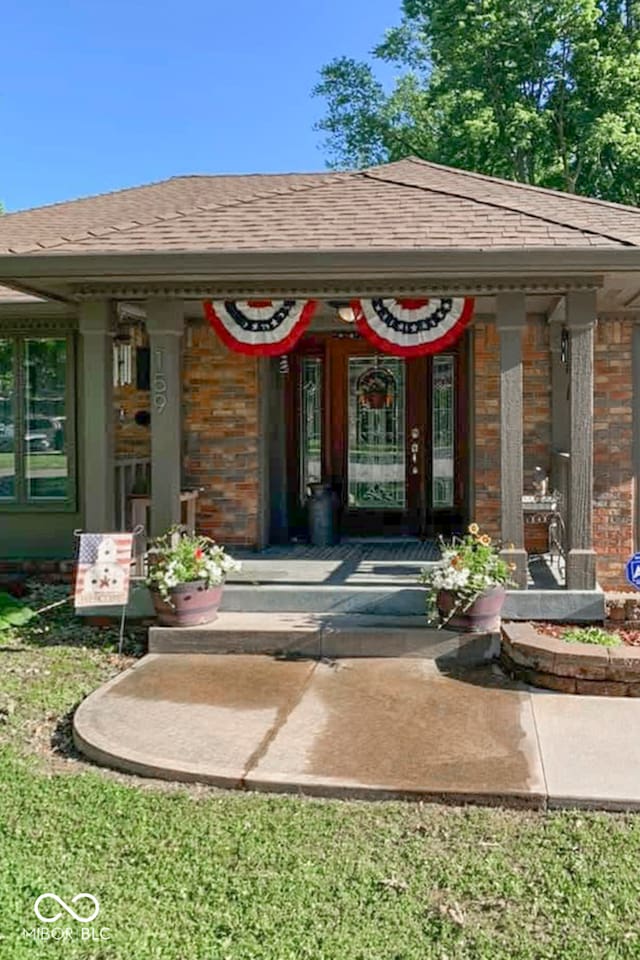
[566,289,597,590]
[78,300,115,530]
[145,299,185,536]
[496,292,528,588]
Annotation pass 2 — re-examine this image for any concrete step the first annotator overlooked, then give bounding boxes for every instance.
[220,583,605,621]
[221,583,427,616]
[148,612,500,663]
[74,581,605,624]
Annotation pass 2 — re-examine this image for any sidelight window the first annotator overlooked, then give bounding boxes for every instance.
[432,355,455,508]
[299,356,323,500]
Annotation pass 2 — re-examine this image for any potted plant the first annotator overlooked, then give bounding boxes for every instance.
[419,524,514,632]
[146,528,241,627]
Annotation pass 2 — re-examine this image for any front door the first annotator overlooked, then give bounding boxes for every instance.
[288,333,467,538]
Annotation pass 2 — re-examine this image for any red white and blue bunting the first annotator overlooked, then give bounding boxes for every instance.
[350,298,474,357]
[203,299,318,356]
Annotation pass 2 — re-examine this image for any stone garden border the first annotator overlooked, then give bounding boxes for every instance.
[501,622,640,696]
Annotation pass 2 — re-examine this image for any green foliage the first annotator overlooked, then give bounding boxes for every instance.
[419,524,513,617]
[0,581,145,654]
[0,592,35,632]
[146,527,241,600]
[563,625,622,647]
[315,0,640,202]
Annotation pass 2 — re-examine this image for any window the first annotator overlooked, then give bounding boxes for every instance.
[432,355,455,508]
[0,340,15,499]
[299,356,323,501]
[0,335,75,508]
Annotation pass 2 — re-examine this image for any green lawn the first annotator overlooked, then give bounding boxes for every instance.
[0,452,67,470]
[1,586,640,958]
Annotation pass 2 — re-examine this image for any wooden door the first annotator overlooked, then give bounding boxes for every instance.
[287,333,467,539]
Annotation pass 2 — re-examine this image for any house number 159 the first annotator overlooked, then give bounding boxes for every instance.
[153,348,168,414]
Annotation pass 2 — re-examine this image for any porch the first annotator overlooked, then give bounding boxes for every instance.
[219,542,600,621]
[101,538,601,624]
[101,284,600,617]
[0,271,628,609]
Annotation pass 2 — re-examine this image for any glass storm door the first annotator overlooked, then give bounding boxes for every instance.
[290,335,466,539]
[330,342,425,535]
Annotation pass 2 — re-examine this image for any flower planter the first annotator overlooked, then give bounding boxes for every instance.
[151,581,223,627]
[437,585,506,632]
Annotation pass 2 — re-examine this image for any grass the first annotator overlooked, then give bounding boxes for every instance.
[0,453,67,469]
[2,585,640,958]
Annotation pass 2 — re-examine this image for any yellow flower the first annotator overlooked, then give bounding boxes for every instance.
[468,523,480,535]
[480,534,492,546]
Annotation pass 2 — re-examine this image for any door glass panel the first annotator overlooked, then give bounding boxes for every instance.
[433,355,454,508]
[299,357,323,499]
[0,340,16,500]
[24,338,69,500]
[348,357,406,509]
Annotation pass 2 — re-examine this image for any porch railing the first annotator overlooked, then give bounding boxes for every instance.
[552,450,570,556]
[114,457,151,531]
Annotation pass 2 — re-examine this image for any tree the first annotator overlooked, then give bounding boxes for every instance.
[314,0,640,203]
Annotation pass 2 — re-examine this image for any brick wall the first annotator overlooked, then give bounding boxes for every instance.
[472,314,552,540]
[594,318,634,589]
[182,321,260,546]
[472,319,501,536]
[473,314,636,589]
[523,317,552,480]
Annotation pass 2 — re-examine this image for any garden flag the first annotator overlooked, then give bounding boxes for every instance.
[74,533,134,608]
[351,298,475,357]
[203,299,318,355]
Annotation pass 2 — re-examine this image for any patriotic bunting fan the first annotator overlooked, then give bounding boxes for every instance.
[351,298,474,357]
[203,299,318,356]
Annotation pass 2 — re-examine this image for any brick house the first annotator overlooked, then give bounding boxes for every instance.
[1,157,640,614]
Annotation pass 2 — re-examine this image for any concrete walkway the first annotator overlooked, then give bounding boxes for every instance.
[73,654,640,809]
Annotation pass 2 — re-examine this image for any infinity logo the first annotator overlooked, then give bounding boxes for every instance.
[34,893,100,924]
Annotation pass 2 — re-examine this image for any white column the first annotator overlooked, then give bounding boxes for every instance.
[496,292,528,588]
[566,290,597,590]
[145,299,185,537]
[78,300,115,530]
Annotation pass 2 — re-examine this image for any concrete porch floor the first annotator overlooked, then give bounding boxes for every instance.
[73,653,640,809]
[230,542,564,589]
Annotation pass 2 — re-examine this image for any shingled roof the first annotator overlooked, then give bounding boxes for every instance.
[1,157,640,258]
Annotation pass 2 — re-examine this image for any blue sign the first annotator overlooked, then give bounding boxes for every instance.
[626,553,640,589]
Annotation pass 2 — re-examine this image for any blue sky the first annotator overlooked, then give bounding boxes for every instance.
[0,0,399,211]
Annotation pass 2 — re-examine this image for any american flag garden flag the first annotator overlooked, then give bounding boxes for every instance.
[74,533,134,608]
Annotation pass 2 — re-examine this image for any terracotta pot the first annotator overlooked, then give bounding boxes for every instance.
[437,585,506,632]
[151,580,223,627]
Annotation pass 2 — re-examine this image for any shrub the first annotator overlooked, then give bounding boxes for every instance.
[563,626,621,648]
